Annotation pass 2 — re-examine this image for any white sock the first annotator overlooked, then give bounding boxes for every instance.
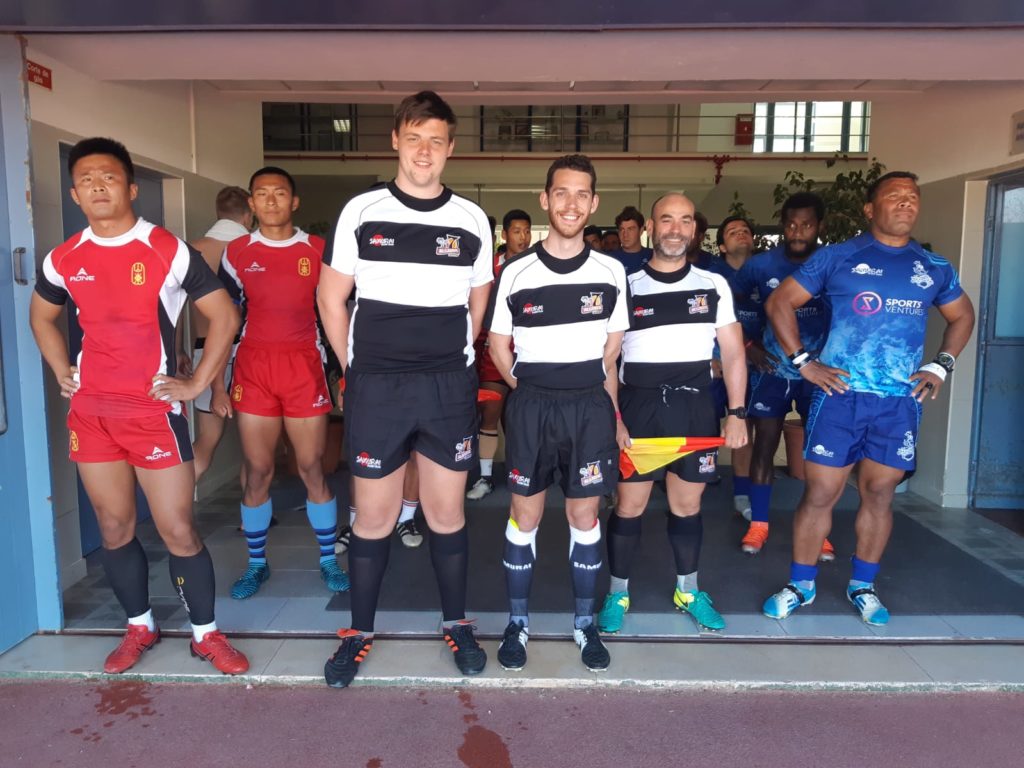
[128,609,155,632]
[480,459,493,477]
[348,506,357,527]
[609,576,629,594]
[191,620,217,643]
[398,498,417,525]
[676,571,698,594]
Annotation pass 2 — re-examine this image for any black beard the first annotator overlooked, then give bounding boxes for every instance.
[784,240,818,260]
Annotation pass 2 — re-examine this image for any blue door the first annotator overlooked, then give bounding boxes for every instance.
[972,177,1024,509]
[59,146,166,554]
[0,35,60,653]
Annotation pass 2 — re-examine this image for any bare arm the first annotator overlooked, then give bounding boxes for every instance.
[29,294,78,399]
[488,331,516,389]
[468,283,492,340]
[908,293,976,402]
[716,321,750,449]
[317,267,354,375]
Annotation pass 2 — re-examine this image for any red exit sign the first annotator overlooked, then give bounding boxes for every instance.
[26,59,52,90]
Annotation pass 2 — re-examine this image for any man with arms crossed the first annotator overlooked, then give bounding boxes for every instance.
[30,137,248,674]
[488,154,629,672]
[762,172,974,625]
[597,194,748,635]
[319,91,493,687]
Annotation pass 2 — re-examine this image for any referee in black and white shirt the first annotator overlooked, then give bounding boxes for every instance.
[487,154,629,672]
[596,193,749,638]
[318,91,492,688]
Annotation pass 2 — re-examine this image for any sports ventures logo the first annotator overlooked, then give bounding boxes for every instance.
[69,267,96,283]
[688,294,709,315]
[369,233,395,247]
[355,452,383,470]
[633,306,654,318]
[910,260,934,290]
[851,263,884,276]
[522,302,544,315]
[145,445,173,462]
[852,291,882,316]
[579,461,604,487]
[811,444,835,458]
[699,454,716,474]
[580,292,604,315]
[436,234,461,257]
[897,431,916,462]
[508,468,531,488]
[131,262,146,286]
[455,436,473,462]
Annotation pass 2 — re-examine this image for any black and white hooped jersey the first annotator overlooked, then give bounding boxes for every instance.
[621,263,736,387]
[487,244,629,389]
[324,181,493,373]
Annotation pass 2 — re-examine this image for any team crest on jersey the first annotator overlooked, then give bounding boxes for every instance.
[69,430,79,452]
[688,294,709,314]
[435,234,462,257]
[130,262,146,286]
[298,257,312,277]
[509,468,531,487]
[698,453,717,474]
[455,436,473,462]
[580,292,604,315]
[896,430,916,462]
[232,384,243,402]
[579,461,603,486]
[910,260,934,289]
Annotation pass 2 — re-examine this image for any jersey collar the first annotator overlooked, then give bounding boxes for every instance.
[536,243,590,274]
[387,180,453,212]
[642,261,691,283]
[250,228,308,248]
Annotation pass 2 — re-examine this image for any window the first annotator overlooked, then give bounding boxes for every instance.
[480,105,628,152]
[753,101,870,153]
[263,103,357,152]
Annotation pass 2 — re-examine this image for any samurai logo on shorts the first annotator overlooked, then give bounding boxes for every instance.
[910,260,934,290]
[232,384,243,402]
[688,294,709,315]
[298,256,312,277]
[131,262,146,286]
[509,468,531,488]
[355,452,383,470]
[580,292,604,315]
[69,430,79,452]
[896,430,916,462]
[455,436,473,462]
[579,461,603,486]
[698,453,717,474]
[435,234,462,257]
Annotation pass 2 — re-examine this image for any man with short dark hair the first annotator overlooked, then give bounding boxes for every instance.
[763,172,975,626]
[734,193,834,558]
[30,137,248,675]
[319,91,492,687]
[610,206,652,273]
[686,212,718,269]
[583,225,602,249]
[601,229,621,252]
[488,154,628,672]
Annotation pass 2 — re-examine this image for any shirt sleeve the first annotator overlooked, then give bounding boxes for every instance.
[486,262,514,335]
[471,208,495,288]
[217,247,243,304]
[933,259,964,307]
[325,199,361,276]
[712,273,737,329]
[174,243,224,302]
[791,246,835,297]
[35,251,68,305]
[607,261,631,333]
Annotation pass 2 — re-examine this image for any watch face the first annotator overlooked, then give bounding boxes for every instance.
[936,352,955,370]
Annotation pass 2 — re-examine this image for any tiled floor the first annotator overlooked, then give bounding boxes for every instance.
[59,466,1024,641]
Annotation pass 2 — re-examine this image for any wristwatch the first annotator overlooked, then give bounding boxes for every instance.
[726,406,748,419]
[934,352,956,373]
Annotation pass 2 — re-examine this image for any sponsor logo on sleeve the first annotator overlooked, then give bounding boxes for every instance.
[455,436,473,462]
[131,262,146,286]
[355,451,383,470]
[369,233,395,247]
[522,302,544,315]
[435,234,462,257]
[910,260,934,289]
[580,292,604,315]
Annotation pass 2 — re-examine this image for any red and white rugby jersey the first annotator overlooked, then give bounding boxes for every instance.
[36,218,223,418]
[219,229,325,349]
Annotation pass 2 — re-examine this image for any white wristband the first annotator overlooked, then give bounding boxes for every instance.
[917,362,947,382]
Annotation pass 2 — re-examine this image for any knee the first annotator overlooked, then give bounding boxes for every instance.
[804,482,844,510]
[860,479,897,510]
[160,519,201,556]
[97,516,134,549]
[244,460,274,488]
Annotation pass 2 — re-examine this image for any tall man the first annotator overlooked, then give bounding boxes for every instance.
[488,154,629,672]
[30,137,248,674]
[734,194,833,557]
[218,167,348,600]
[609,205,653,273]
[318,91,493,687]
[763,172,975,626]
[186,186,252,482]
[597,194,748,635]
[468,209,533,501]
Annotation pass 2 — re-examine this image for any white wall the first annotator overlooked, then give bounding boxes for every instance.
[26,49,263,587]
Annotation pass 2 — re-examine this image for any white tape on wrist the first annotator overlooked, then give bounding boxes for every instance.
[917,362,947,382]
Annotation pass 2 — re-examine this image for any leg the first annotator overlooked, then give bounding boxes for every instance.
[665,475,724,630]
[396,454,423,546]
[793,462,851,566]
[506,491,546,623]
[595,480,650,633]
[192,410,226,483]
[467,382,506,500]
[565,496,602,630]
[232,413,283,597]
[741,416,784,554]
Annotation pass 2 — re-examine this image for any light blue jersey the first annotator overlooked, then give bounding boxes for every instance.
[792,233,962,397]
[735,246,830,379]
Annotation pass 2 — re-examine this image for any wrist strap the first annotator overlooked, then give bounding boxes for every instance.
[917,362,948,382]
[789,348,810,368]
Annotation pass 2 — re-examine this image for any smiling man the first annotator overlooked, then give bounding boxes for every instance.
[762,172,975,626]
[318,91,493,688]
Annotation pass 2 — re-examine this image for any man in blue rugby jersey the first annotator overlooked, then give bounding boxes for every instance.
[762,172,974,626]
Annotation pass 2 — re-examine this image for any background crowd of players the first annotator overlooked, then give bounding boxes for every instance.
[30,90,974,687]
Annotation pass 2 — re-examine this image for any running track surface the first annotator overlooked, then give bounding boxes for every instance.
[2,680,1022,768]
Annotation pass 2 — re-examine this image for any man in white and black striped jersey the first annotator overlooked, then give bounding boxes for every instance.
[487,154,630,673]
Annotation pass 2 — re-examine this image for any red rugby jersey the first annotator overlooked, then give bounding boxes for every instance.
[35,218,223,418]
[219,229,324,349]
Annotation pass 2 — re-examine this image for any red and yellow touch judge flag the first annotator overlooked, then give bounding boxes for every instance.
[619,437,726,479]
